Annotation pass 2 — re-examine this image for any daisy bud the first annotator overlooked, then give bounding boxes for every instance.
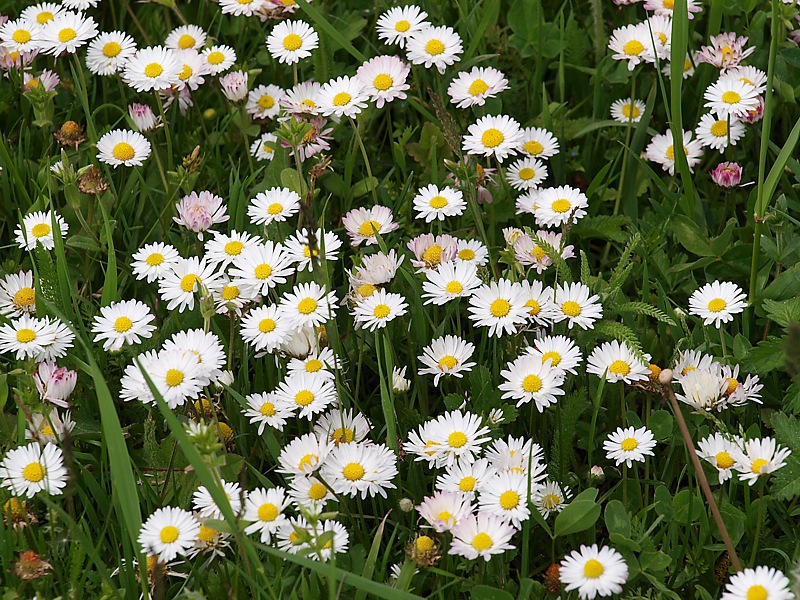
[740,95,764,123]
[399,498,414,512]
[174,191,229,240]
[589,465,604,480]
[33,361,77,408]
[658,368,674,384]
[219,70,248,103]
[215,370,235,389]
[711,162,742,188]
[392,366,411,393]
[128,103,161,133]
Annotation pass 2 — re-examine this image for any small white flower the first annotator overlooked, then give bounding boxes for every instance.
[318,75,369,119]
[610,98,646,123]
[138,507,200,563]
[462,114,522,162]
[122,46,181,92]
[0,443,67,498]
[552,282,603,330]
[586,341,651,384]
[467,279,528,337]
[418,335,477,386]
[603,426,656,468]
[560,544,629,599]
[91,299,156,352]
[720,566,793,600]
[267,20,318,65]
[412,184,466,222]
[447,66,509,109]
[534,185,588,228]
[96,129,151,168]
[356,55,410,109]
[688,280,747,327]
[406,25,463,74]
[247,84,284,119]
[733,437,791,486]
[352,289,408,331]
[15,210,69,251]
[448,512,516,562]
[376,5,429,49]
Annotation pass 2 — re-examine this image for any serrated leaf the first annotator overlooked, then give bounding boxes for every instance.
[739,336,786,374]
[763,297,800,327]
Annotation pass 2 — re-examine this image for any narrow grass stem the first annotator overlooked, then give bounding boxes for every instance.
[349,116,379,206]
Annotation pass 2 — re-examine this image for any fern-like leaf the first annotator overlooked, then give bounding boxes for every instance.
[616,301,677,326]
[593,320,646,362]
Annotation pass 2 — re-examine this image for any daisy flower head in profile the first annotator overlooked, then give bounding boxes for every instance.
[534,185,589,228]
[318,75,369,119]
[376,5,429,49]
[342,205,399,246]
[421,260,481,305]
[417,490,473,532]
[248,187,300,226]
[38,11,98,56]
[449,512,516,562]
[122,46,181,92]
[86,31,136,76]
[406,25,463,74]
[251,132,279,161]
[695,112,745,151]
[720,566,793,600]
[131,242,179,283]
[321,441,398,499]
[586,340,651,384]
[0,443,67,498]
[267,20,318,65]
[0,270,36,318]
[417,334,477,386]
[552,282,603,330]
[314,408,371,446]
[733,437,791,486]
[128,103,161,133]
[642,14,673,61]
[91,299,156,352]
[604,426,656,468]
[33,360,78,408]
[688,280,747,327]
[462,114,522,162]
[352,289,408,331]
[165,24,207,51]
[284,228,342,272]
[356,55,410,109]
[277,432,332,476]
[97,129,152,168]
[447,66,509,109]
[246,84,284,120]
[202,44,237,75]
[697,432,742,484]
[138,507,200,562]
[560,544,629,599]
[506,157,547,191]
[610,98,646,123]
[608,23,653,71]
[0,19,41,53]
[280,281,339,330]
[704,74,760,119]
[499,353,565,411]
[533,480,572,518]
[243,487,290,543]
[644,129,703,175]
[15,210,69,251]
[468,279,528,338]
[413,184,466,222]
[696,32,754,70]
[219,70,249,103]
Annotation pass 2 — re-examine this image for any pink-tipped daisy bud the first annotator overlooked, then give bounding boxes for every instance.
[128,103,161,133]
[219,70,248,102]
[711,162,742,188]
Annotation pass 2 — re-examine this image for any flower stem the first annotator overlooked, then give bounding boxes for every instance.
[349,116,379,206]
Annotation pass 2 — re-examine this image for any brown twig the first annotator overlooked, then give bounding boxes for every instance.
[658,369,743,572]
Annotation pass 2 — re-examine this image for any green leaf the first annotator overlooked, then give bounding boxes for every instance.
[638,550,672,572]
[471,586,514,600]
[763,297,800,327]
[648,410,674,441]
[554,488,600,537]
[294,0,366,62]
[352,177,378,198]
[669,214,714,256]
[616,302,677,326]
[739,336,786,374]
[604,500,631,538]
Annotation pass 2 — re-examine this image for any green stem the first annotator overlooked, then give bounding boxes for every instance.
[749,478,766,566]
[348,116,379,206]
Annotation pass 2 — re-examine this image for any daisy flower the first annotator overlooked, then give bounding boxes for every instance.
[499,354,565,411]
[688,280,747,327]
[284,228,342,272]
[251,132,279,161]
[220,0,267,17]
[560,544,629,599]
[515,280,555,326]
[173,191,230,239]
[20,3,64,26]
[278,432,332,476]
[644,0,702,18]
[91,299,155,352]
[314,409,371,445]
[733,437,791,486]
[243,487,290,543]
[456,239,489,265]
[447,66,509,109]
[192,480,243,520]
[0,19,41,53]
[149,349,205,408]
[534,185,588,228]
[392,365,411,393]
[96,129,151,168]
[695,112,745,151]
[86,30,136,75]
[275,372,338,419]
[408,233,458,272]
[173,49,209,91]
[697,32,754,70]
[406,25,463,74]
[131,242,179,282]
[138,507,200,562]
[468,279,528,337]
[728,65,768,95]
[202,45,236,75]
[246,84,284,119]
[603,426,657,468]
[34,361,77,408]
[515,233,573,276]
[342,205,399,246]
[321,441,398,499]
[204,230,259,268]
[519,127,560,159]
[462,114,522,162]
[350,249,404,287]
[165,24,206,51]
[376,5,429,49]
[417,491,473,532]
[15,210,68,251]
[38,12,98,55]
[533,480,572,518]
[514,189,537,214]
[122,46,181,92]
[229,242,293,296]
[608,23,653,71]
[675,367,727,411]
[449,512,516,562]
[0,270,36,317]
[552,282,603,330]
[422,261,480,305]
[0,443,67,498]
[645,129,704,175]
[436,458,496,498]
[0,315,56,361]
[697,432,742,484]
[282,81,322,115]
[412,184,466,222]
[478,471,532,527]
[429,410,492,467]
[26,409,75,444]
[720,566,793,600]
[288,347,341,381]
[352,289,408,331]
[248,187,301,226]
[506,157,547,191]
[128,103,161,132]
[526,334,583,375]
[289,475,335,508]
[165,329,226,385]
[240,304,291,354]
[356,55,410,108]
[318,75,369,118]
[642,14,673,61]
[705,76,760,119]
[62,0,99,9]
[586,341,651,384]
[267,20,318,65]
[280,282,338,330]
[244,391,292,434]
[158,257,221,313]
[610,98,646,123]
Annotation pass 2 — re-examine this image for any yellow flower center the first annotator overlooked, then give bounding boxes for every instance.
[358,220,381,236]
[583,558,604,578]
[372,303,391,319]
[298,453,317,470]
[295,390,314,406]
[302,246,319,258]
[165,369,184,387]
[224,241,244,256]
[146,253,164,266]
[258,95,275,109]
[621,103,640,119]
[144,63,163,78]
[207,51,224,65]
[31,223,51,238]
[663,0,675,7]
[746,586,768,600]
[471,532,493,551]
[283,34,303,51]
[522,374,542,393]
[395,20,410,32]
[254,263,273,280]
[751,458,768,474]
[541,351,561,366]
[499,490,520,509]
[23,462,45,482]
[332,427,354,443]
[373,74,393,90]
[481,128,504,148]
[490,298,511,317]
[725,377,739,395]
[41,425,55,437]
[438,355,458,371]
[425,39,445,56]
[620,437,638,451]
[112,142,135,161]
[710,121,728,137]
[532,245,547,261]
[13,30,32,44]
[518,168,536,181]
[526,299,541,315]
[180,274,199,293]
[448,431,467,448]
[422,245,443,267]
[416,535,434,552]
[624,40,644,56]
[541,493,560,509]
[160,525,179,544]
[343,462,365,481]
[561,301,581,317]
[260,401,276,416]
[429,195,448,209]
[13,288,35,308]
[458,248,475,261]
[666,145,675,160]
[459,476,477,492]
[178,65,193,80]
[289,531,301,545]
[468,79,489,96]
[551,199,571,213]
[305,359,323,373]
[58,28,76,43]
[197,525,216,543]
[298,298,318,314]
[715,451,734,469]
[436,511,453,524]
[258,503,278,522]
[609,360,631,376]
[333,92,352,106]
[524,140,544,155]
[178,34,195,49]
[259,318,276,333]
[37,12,54,24]
[357,284,377,297]
[16,329,36,343]
[309,483,327,500]
[103,41,122,57]
[265,202,283,216]
[114,316,133,332]
[445,281,463,294]
[722,91,741,105]
[707,298,727,313]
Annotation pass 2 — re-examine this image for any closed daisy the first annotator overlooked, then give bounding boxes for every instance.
[314,408,371,445]
[499,354,565,411]
[534,185,588,228]
[586,341,651,384]
[158,257,221,313]
[733,437,791,486]
[418,335,476,386]
[560,544,629,599]
[244,391,293,433]
[417,490,473,532]
[229,242,293,296]
[318,75,369,118]
[342,205,399,246]
[91,299,156,352]
[610,98,646,123]
[320,441,398,499]
[422,261,480,305]
[720,566,793,600]
[97,129,151,168]
[506,157,547,191]
[449,512,516,561]
[356,55,410,108]
[462,114,522,162]
[697,432,742,484]
[413,184,466,222]
[695,112,745,150]
[131,242,180,283]
[688,280,747,327]
[202,45,236,75]
[86,30,136,75]
[275,372,337,419]
[0,270,36,317]
[704,75,760,119]
[280,282,338,330]
[552,282,603,330]
[277,432,332,476]
[246,84,284,119]
[406,25,463,74]
[447,66,509,109]
[39,12,98,55]
[243,487,290,543]
[123,46,181,92]
[468,279,529,337]
[603,426,656,468]
[240,304,291,354]
[174,191,229,239]
[248,187,301,226]
[284,228,342,272]
[267,20,318,65]
[15,210,69,251]
[138,507,200,562]
[0,443,67,498]
[519,127,560,159]
[478,471,532,527]
[352,289,408,331]
[376,5,429,49]
[165,24,206,51]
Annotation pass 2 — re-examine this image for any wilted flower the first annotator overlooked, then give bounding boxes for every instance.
[12,551,52,580]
